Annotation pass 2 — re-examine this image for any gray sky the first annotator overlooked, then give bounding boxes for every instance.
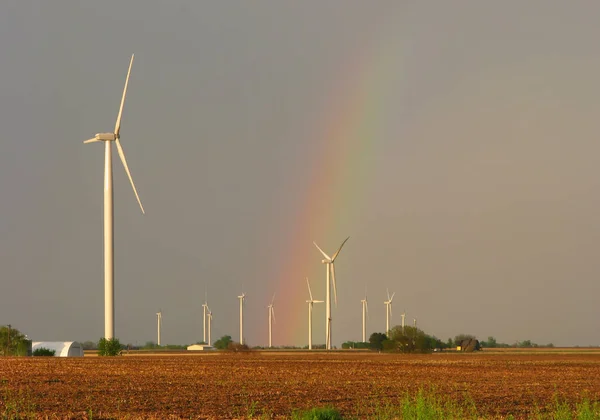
[1,1,599,347]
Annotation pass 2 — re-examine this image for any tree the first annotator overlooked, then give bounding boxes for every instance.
[33,347,55,356]
[369,333,387,351]
[483,336,497,348]
[98,338,122,356]
[81,341,97,350]
[454,334,476,346]
[0,325,31,356]
[213,335,233,350]
[387,326,442,353]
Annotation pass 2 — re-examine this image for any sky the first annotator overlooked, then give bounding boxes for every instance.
[1,1,600,348]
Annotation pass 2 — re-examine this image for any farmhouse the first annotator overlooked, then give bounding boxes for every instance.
[32,341,84,357]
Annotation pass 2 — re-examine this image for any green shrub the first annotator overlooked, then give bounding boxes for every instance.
[291,407,344,420]
[97,337,122,356]
[32,347,55,356]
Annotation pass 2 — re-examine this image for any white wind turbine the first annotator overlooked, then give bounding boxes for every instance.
[84,54,145,340]
[313,237,349,350]
[401,311,406,332]
[306,277,324,350]
[361,292,369,343]
[413,317,417,329]
[267,293,276,348]
[384,289,395,334]
[207,307,213,346]
[156,310,162,346]
[238,292,246,345]
[202,289,208,344]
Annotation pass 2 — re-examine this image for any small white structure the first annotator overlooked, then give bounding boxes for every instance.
[32,341,84,357]
[187,344,214,351]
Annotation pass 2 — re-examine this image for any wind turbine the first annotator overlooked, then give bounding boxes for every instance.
[238,292,246,345]
[384,289,395,334]
[413,317,417,329]
[84,54,144,340]
[156,310,162,346]
[361,292,369,343]
[306,277,324,350]
[267,293,276,348]
[207,307,213,346]
[313,237,349,350]
[202,288,208,343]
[401,311,406,332]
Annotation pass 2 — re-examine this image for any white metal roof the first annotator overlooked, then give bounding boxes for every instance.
[32,341,84,357]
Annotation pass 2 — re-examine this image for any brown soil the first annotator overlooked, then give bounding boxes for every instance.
[1,350,599,419]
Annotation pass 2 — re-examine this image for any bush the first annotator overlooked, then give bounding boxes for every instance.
[98,338,122,356]
[32,347,55,356]
[227,342,250,352]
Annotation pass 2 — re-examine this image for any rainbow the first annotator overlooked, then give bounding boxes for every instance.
[273,17,402,346]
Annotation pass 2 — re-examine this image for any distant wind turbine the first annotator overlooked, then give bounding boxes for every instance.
[84,54,145,340]
[413,317,417,329]
[207,307,213,346]
[313,237,349,350]
[384,289,395,334]
[268,293,276,348]
[401,311,406,332]
[238,292,246,345]
[202,288,208,343]
[306,277,324,350]
[361,292,369,343]
[156,310,162,346]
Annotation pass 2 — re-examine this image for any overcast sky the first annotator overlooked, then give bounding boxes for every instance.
[1,1,600,348]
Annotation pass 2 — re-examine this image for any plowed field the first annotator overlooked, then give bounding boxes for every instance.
[1,350,600,419]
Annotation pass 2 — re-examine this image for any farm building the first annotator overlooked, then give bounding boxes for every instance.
[32,341,84,357]
[187,344,214,351]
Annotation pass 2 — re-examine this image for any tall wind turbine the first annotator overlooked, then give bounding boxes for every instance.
[384,289,395,334]
[313,237,349,350]
[84,54,144,340]
[306,277,324,350]
[267,293,276,348]
[361,293,369,343]
[238,292,246,345]
[156,310,162,346]
[413,317,417,329]
[207,307,213,346]
[202,289,208,343]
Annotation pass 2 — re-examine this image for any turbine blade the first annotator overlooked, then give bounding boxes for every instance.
[271,307,276,324]
[115,138,145,214]
[390,292,395,302]
[271,293,276,305]
[331,264,338,307]
[331,236,349,261]
[387,288,390,301]
[115,54,134,136]
[83,138,101,144]
[390,303,393,319]
[306,277,314,301]
[313,241,331,260]
[314,300,324,303]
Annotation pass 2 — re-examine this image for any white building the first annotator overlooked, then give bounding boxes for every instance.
[32,341,84,357]
[187,344,214,351]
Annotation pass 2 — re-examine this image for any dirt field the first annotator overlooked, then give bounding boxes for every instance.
[1,350,600,419]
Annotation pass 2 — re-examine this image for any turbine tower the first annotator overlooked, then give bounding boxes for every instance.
[384,289,395,334]
[238,292,246,345]
[207,307,213,346]
[361,293,369,343]
[84,54,145,340]
[401,311,406,332]
[413,317,417,329]
[313,237,349,350]
[156,310,162,346]
[268,293,276,348]
[202,289,208,343]
[306,277,324,350]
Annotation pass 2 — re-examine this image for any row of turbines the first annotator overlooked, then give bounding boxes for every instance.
[155,283,418,348]
[83,55,417,349]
